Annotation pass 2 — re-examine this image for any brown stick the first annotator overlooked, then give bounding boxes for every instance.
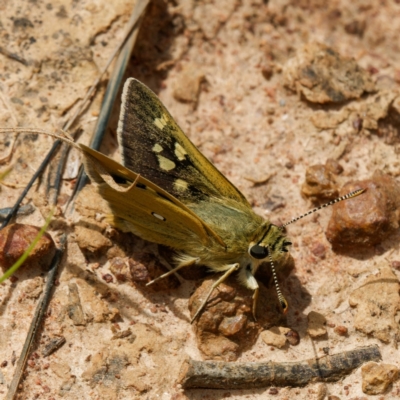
[178,345,381,390]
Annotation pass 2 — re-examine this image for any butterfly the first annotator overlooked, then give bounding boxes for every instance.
[78,78,364,322]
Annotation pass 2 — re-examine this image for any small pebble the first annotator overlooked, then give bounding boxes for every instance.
[334,326,348,336]
[301,164,339,201]
[391,260,400,271]
[102,273,114,283]
[362,362,398,395]
[284,329,300,345]
[269,387,279,395]
[307,311,327,338]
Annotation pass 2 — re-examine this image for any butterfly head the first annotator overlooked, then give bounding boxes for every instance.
[248,223,292,265]
[242,223,291,314]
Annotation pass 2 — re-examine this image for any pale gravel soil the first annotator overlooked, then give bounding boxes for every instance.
[0,1,400,399]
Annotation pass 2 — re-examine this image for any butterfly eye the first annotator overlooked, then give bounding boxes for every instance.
[249,244,269,260]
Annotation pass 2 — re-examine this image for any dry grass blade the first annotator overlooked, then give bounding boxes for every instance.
[5,235,66,400]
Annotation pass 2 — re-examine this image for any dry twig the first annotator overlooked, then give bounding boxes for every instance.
[178,345,381,390]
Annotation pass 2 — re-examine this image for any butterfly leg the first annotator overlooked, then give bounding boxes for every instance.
[191,263,240,323]
[239,268,259,321]
[146,255,199,286]
[252,286,259,321]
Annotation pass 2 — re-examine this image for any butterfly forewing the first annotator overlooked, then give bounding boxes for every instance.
[117,78,250,207]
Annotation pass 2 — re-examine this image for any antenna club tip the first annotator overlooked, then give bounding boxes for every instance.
[351,188,366,196]
[280,298,289,314]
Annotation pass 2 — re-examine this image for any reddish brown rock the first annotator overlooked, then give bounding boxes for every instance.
[0,223,56,271]
[326,170,400,250]
[301,163,339,202]
[189,276,284,361]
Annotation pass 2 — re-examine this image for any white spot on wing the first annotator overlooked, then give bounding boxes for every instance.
[174,178,188,192]
[152,143,163,153]
[152,212,165,221]
[174,142,187,161]
[154,114,168,130]
[157,155,176,171]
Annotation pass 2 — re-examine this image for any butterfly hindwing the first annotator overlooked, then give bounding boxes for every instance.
[117,78,250,206]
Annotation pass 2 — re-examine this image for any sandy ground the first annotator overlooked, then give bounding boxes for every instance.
[0,0,400,399]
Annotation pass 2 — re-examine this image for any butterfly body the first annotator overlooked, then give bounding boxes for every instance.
[188,198,289,269]
[85,143,289,280]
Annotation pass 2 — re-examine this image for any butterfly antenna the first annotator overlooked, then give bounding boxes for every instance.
[280,188,365,229]
[268,248,288,314]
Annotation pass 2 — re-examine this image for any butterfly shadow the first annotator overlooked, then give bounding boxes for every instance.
[64,226,314,348]
[125,245,211,323]
[65,226,198,323]
[256,256,313,339]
